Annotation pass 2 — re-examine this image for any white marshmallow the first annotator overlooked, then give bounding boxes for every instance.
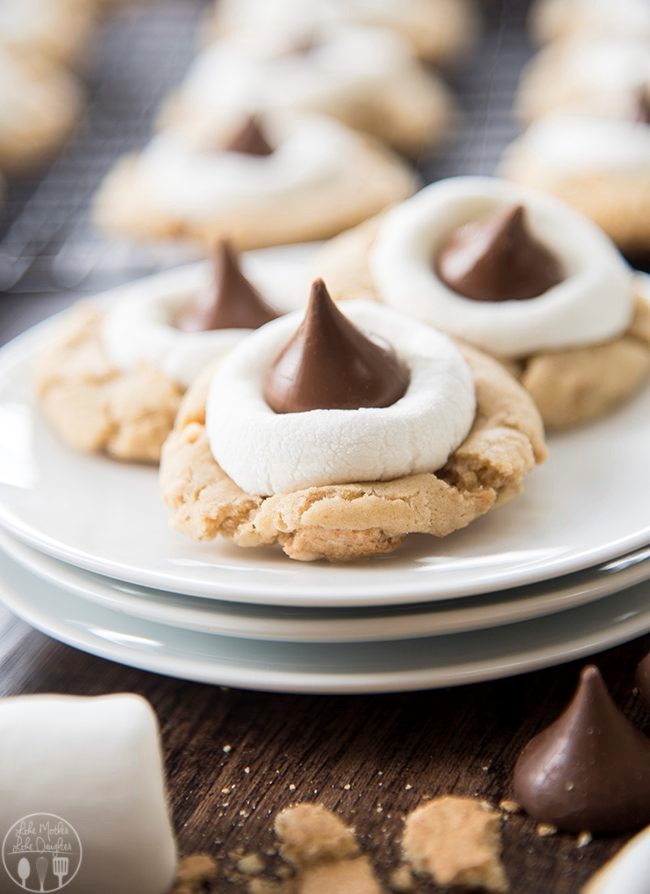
[502,116,650,179]
[0,694,176,894]
[207,301,476,495]
[101,255,310,388]
[583,825,650,894]
[133,116,376,221]
[370,177,634,359]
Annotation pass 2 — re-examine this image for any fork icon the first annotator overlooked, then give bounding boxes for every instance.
[52,856,69,890]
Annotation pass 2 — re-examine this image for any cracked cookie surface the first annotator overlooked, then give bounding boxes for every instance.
[36,307,183,463]
[159,345,545,562]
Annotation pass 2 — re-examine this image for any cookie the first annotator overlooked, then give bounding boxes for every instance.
[312,177,650,428]
[515,39,650,123]
[160,25,455,156]
[206,0,480,67]
[160,287,545,563]
[35,246,299,463]
[94,114,417,250]
[529,0,650,45]
[0,50,83,174]
[500,116,650,255]
[0,0,96,66]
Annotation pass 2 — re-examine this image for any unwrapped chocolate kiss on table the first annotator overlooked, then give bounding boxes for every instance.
[513,665,650,835]
[436,203,564,302]
[263,278,410,414]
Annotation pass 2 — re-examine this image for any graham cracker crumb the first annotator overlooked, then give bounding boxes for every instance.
[402,796,509,892]
[298,856,383,894]
[389,865,415,891]
[499,800,522,815]
[171,855,218,893]
[536,824,558,838]
[238,853,265,876]
[275,804,359,869]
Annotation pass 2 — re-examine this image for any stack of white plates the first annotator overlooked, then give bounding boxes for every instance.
[0,260,649,693]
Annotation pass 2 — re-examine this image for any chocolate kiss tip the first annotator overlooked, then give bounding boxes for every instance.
[176,240,278,332]
[636,651,650,710]
[436,202,564,302]
[225,115,274,157]
[513,664,650,835]
[263,278,410,414]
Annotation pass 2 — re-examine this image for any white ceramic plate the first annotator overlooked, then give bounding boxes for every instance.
[0,256,649,607]
[2,528,649,643]
[1,550,649,693]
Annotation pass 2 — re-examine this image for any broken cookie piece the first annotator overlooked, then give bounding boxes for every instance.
[274,803,359,868]
[300,856,383,894]
[402,796,509,892]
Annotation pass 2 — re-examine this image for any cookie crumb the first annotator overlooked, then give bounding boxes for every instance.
[389,864,415,891]
[404,784,413,792]
[299,856,382,894]
[171,855,218,893]
[577,832,592,848]
[237,853,265,876]
[499,800,522,815]
[223,744,232,753]
[275,804,359,869]
[248,880,294,894]
[402,795,508,892]
[536,824,558,838]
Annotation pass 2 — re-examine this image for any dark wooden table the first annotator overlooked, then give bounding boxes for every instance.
[1,600,648,893]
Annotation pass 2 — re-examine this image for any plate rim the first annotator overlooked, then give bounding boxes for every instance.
[1,550,649,693]
[1,528,650,643]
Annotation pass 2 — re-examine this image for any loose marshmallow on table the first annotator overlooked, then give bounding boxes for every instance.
[583,825,650,894]
[0,694,176,894]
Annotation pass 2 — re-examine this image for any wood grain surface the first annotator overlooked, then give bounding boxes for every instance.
[1,604,648,893]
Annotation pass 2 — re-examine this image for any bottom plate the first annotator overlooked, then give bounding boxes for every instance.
[1,551,649,693]
[1,529,650,642]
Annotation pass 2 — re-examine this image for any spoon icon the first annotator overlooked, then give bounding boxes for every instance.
[17,858,30,888]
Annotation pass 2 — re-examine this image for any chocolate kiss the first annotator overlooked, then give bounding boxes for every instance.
[263,278,410,414]
[436,204,564,301]
[636,652,650,710]
[635,87,650,125]
[513,666,650,835]
[176,241,279,332]
[225,115,274,156]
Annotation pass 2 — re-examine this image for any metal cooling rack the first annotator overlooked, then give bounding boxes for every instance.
[0,0,532,341]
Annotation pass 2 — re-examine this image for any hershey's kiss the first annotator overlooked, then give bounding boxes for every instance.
[636,651,650,710]
[176,241,279,332]
[513,665,650,835]
[263,278,410,414]
[635,86,650,125]
[225,115,274,156]
[436,203,564,301]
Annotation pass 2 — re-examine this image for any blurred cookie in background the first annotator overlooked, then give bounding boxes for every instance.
[206,0,480,67]
[0,49,83,175]
[516,38,650,123]
[94,114,417,250]
[160,25,456,156]
[529,0,650,45]
[0,0,97,67]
